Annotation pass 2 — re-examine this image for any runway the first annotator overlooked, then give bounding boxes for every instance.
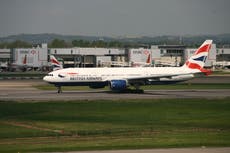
[1,88,229,101]
[0,76,229,101]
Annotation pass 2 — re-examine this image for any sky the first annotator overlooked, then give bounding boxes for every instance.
[0,0,230,37]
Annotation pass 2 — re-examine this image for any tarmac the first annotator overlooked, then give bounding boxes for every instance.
[0,75,229,101]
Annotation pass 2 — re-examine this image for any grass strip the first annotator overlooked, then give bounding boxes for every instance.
[0,98,229,152]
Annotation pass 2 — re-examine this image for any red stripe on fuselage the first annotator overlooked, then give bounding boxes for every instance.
[186,61,211,75]
[186,61,201,69]
[67,72,78,75]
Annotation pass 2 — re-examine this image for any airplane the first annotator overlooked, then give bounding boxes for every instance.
[43,40,212,93]
[10,54,32,71]
[50,55,63,71]
[131,53,152,67]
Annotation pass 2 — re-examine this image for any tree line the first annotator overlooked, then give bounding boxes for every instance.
[0,39,140,49]
[1,38,226,49]
[0,40,31,48]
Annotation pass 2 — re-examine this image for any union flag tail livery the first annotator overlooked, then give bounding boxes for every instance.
[44,40,213,93]
[184,40,212,75]
[50,55,63,71]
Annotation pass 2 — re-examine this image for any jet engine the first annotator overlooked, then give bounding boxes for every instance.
[109,80,128,91]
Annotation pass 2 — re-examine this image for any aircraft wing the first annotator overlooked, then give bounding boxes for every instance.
[126,73,194,82]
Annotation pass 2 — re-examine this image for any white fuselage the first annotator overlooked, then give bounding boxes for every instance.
[43,66,198,87]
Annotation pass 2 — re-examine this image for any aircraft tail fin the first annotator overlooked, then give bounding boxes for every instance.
[183,40,212,75]
[50,55,63,71]
[146,53,151,64]
[23,55,27,65]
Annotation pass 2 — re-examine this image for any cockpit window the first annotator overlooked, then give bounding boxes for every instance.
[58,74,65,78]
[47,74,54,76]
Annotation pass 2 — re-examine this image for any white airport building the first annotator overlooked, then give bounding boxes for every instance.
[49,48,128,67]
[215,47,230,69]
[11,44,48,68]
[0,49,10,71]
[0,43,229,71]
[151,44,216,67]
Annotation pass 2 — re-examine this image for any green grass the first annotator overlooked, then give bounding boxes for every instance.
[0,72,46,78]
[0,99,230,152]
[212,70,230,75]
[143,83,230,89]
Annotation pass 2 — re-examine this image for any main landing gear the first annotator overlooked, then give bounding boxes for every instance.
[112,84,144,93]
[131,88,144,93]
[118,88,144,93]
[133,84,144,93]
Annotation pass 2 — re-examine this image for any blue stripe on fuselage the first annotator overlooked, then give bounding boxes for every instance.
[48,81,108,87]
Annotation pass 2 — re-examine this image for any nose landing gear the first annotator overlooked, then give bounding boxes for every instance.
[56,86,62,93]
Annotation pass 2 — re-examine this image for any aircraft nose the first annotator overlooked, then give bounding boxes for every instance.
[43,76,49,82]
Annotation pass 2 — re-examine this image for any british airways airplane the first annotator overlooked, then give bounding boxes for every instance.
[50,55,63,71]
[43,40,212,93]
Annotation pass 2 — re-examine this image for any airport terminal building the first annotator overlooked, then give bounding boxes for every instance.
[0,43,229,71]
[0,49,10,70]
[49,47,128,68]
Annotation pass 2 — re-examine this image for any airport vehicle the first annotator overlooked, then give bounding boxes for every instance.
[43,40,212,93]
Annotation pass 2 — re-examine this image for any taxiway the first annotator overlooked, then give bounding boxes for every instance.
[0,76,229,101]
